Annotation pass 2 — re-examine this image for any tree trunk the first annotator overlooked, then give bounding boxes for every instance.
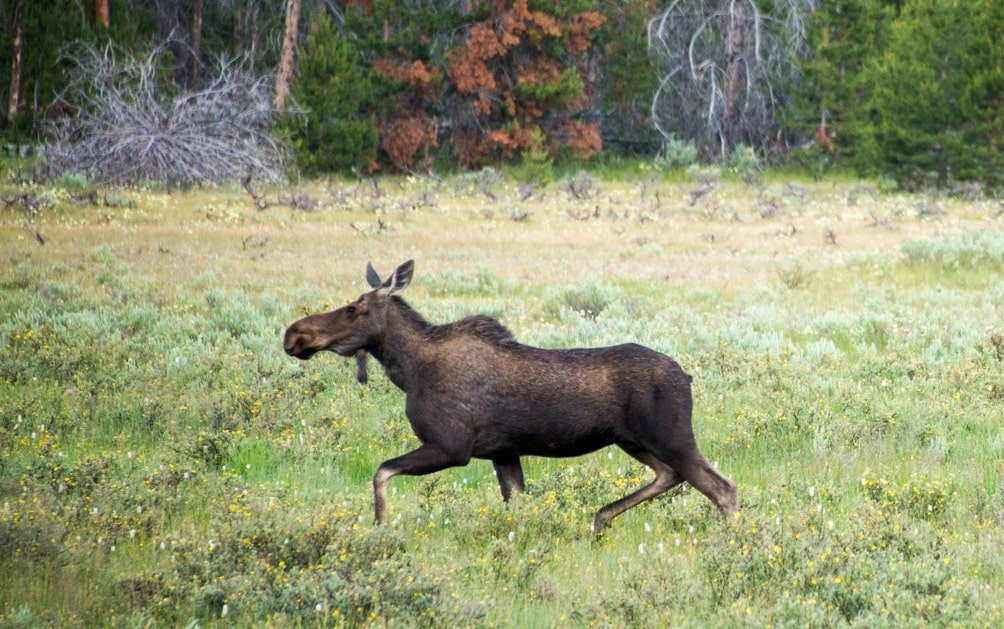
[95,0,110,29]
[189,0,204,87]
[233,0,247,56]
[6,0,24,127]
[723,0,746,153]
[274,0,302,111]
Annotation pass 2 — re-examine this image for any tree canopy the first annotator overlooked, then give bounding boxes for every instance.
[2,0,1000,190]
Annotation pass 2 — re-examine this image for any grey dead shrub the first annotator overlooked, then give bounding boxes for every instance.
[46,43,286,186]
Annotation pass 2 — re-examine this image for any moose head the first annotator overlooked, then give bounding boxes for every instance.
[282,260,414,363]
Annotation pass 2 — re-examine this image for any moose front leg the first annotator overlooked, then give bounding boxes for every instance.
[492,457,525,502]
[373,444,469,523]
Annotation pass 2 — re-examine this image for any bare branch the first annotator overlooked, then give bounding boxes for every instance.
[46,43,287,186]
[648,0,816,161]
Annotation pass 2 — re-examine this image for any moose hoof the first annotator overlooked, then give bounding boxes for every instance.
[591,514,612,537]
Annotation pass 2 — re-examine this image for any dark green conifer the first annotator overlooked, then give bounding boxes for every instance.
[280,12,378,175]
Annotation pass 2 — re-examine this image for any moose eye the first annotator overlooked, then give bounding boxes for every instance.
[345,305,357,316]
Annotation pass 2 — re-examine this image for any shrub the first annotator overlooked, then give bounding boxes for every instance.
[655,135,699,170]
[47,44,285,185]
[57,172,89,190]
[901,230,1004,270]
[572,553,702,625]
[422,268,509,298]
[163,504,481,625]
[510,129,554,187]
[726,144,763,185]
[777,263,813,290]
[860,470,957,519]
[702,504,972,625]
[544,280,616,321]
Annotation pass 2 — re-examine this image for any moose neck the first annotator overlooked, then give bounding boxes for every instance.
[366,298,430,393]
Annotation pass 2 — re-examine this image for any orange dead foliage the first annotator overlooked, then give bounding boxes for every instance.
[558,119,602,160]
[564,11,605,53]
[815,124,835,152]
[381,115,437,169]
[373,58,438,88]
[446,1,604,166]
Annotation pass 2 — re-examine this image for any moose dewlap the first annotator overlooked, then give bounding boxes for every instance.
[283,260,738,531]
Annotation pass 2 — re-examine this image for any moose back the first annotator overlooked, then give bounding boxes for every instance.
[283,260,738,531]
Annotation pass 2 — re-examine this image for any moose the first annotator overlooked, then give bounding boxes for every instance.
[283,260,738,531]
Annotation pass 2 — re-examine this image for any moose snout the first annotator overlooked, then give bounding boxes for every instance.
[282,329,311,359]
[283,341,316,360]
[282,330,299,356]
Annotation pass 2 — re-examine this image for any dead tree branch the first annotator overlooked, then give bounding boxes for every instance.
[46,43,287,186]
[648,0,816,161]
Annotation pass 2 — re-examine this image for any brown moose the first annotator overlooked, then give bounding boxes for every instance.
[283,260,738,531]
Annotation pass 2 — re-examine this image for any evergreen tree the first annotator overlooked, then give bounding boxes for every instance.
[340,1,465,171]
[280,12,378,175]
[595,0,659,155]
[792,0,894,162]
[0,0,228,141]
[961,0,1004,188]
[855,0,1004,189]
[340,0,607,170]
[2,0,93,139]
[511,127,554,185]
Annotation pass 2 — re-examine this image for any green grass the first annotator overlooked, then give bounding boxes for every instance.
[1,174,1003,626]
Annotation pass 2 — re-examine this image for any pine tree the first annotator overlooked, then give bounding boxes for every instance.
[594,0,659,155]
[280,12,378,175]
[511,127,554,185]
[960,0,1004,189]
[855,0,1004,189]
[793,0,894,163]
[340,1,460,171]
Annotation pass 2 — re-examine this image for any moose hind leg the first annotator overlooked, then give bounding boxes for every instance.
[373,444,468,524]
[668,447,738,519]
[492,457,525,502]
[593,447,684,533]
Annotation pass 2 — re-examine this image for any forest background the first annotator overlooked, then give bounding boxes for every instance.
[1,0,1003,191]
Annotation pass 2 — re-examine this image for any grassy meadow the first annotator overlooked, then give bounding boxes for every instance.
[2,172,1003,627]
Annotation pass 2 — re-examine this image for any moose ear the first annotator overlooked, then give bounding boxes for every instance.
[378,259,414,296]
[365,262,382,288]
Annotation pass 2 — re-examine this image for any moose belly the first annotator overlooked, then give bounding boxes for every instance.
[491,432,616,458]
[469,392,625,459]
